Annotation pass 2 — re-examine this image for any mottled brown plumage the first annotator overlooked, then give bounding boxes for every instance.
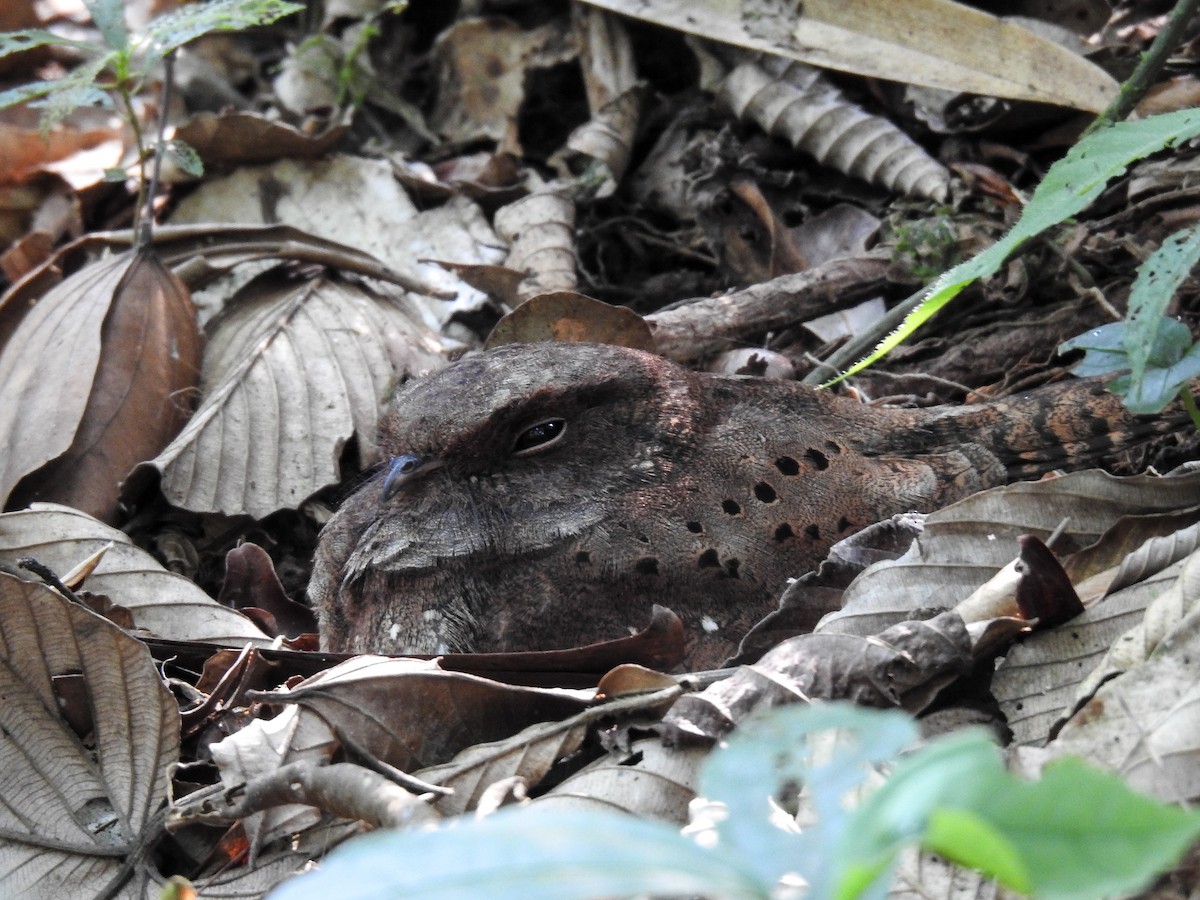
[309,342,1175,668]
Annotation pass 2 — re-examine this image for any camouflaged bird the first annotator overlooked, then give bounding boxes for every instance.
[309,341,1179,669]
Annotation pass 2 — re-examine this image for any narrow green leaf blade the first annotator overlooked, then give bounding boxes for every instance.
[0,29,94,59]
[827,107,1200,385]
[141,0,303,67]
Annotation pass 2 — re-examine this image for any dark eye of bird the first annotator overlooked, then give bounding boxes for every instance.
[512,418,567,455]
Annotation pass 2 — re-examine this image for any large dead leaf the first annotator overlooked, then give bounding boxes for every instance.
[0,574,178,899]
[663,610,973,744]
[143,270,446,517]
[169,155,502,328]
[818,470,1200,638]
[0,504,270,644]
[580,0,1117,111]
[1039,549,1200,803]
[5,249,202,522]
[278,656,591,772]
[536,738,706,824]
[0,251,196,516]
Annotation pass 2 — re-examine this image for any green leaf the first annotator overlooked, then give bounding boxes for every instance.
[25,54,116,131]
[1126,222,1200,385]
[699,704,918,895]
[827,106,1200,385]
[924,808,1029,890]
[1058,321,1130,376]
[0,28,98,60]
[141,0,303,69]
[1121,334,1200,414]
[962,758,1200,899]
[267,808,767,900]
[85,0,129,51]
[164,139,204,177]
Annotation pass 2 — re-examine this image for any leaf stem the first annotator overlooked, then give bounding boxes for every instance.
[1084,0,1200,136]
[1178,386,1200,431]
[137,50,175,250]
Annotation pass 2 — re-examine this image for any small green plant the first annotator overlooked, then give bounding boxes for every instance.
[1059,221,1200,428]
[0,0,301,228]
[268,704,1200,900]
[825,106,1200,387]
[889,212,961,283]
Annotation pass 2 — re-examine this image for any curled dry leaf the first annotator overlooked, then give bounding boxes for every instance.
[0,504,270,644]
[218,542,317,640]
[208,704,341,854]
[494,186,579,300]
[485,291,657,352]
[560,85,646,196]
[270,656,590,773]
[173,110,350,168]
[536,738,707,825]
[417,713,590,818]
[0,249,202,522]
[662,610,973,745]
[6,249,202,522]
[143,270,446,518]
[717,55,951,201]
[819,470,1200,639]
[0,574,178,899]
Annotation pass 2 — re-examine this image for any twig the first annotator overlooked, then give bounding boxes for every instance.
[1084,0,1200,135]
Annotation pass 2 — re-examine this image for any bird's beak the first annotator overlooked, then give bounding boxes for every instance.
[380,454,442,500]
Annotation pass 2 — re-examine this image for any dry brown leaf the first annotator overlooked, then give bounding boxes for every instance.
[0,249,201,520]
[579,0,1117,111]
[430,17,576,149]
[0,574,179,898]
[0,504,270,644]
[417,715,590,818]
[8,249,202,521]
[485,291,656,352]
[663,610,973,744]
[819,470,1200,639]
[144,270,445,518]
[279,656,591,772]
[1033,549,1200,803]
[536,738,707,824]
[168,155,500,327]
[173,110,350,168]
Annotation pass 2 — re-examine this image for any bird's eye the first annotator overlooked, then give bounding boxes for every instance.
[512,418,567,455]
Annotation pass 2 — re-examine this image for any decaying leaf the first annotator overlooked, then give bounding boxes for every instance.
[430,16,577,150]
[0,249,202,522]
[144,270,446,518]
[485,291,657,351]
[663,610,973,744]
[0,574,179,899]
[819,470,1200,638]
[266,656,591,773]
[7,249,202,521]
[172,109,350,168]
[0,504,270,644]
[579,0,1117,111]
